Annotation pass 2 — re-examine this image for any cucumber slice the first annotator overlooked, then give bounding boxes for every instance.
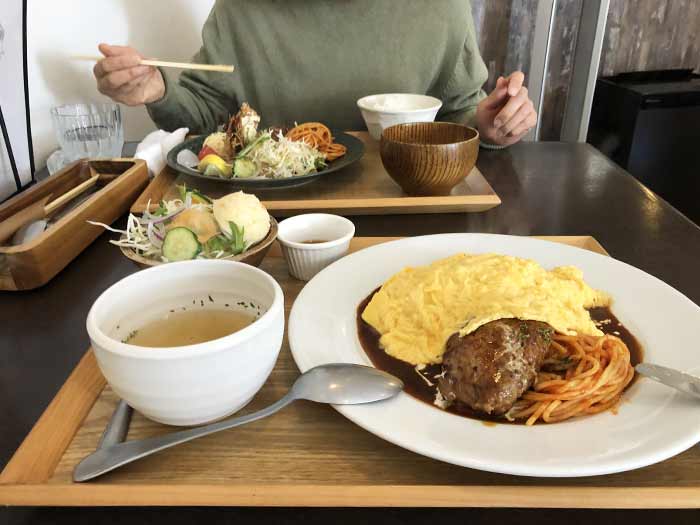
[233,158,257,178]
[162,227,201,261]
[190,189,213,204]
[176,184,214,204]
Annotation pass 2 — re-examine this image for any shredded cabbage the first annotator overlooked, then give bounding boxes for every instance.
[248,130,325,179]
[88,214,164,260]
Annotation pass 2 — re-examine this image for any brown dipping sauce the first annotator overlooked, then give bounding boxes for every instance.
[301,239,331,244]
[356,290,643,425]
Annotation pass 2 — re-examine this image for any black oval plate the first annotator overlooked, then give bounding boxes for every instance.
[166,131,365,189]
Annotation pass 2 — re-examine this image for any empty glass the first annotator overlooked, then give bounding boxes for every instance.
[51,103,124,162]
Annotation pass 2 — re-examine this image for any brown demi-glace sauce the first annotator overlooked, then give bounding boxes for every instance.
[356,290,643,425]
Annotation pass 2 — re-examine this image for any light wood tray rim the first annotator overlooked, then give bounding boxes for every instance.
[2,484,698,509]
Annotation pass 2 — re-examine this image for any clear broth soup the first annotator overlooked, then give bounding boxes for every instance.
[125,309,255,348]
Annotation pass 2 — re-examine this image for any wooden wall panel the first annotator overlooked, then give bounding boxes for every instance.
[599,0,700,76]
[471,0,538,93]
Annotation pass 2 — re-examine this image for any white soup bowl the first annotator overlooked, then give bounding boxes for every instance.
[86,260,284,426]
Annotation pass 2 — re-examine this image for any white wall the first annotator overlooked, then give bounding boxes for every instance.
[1,0,33,198]
[27,0,215,168]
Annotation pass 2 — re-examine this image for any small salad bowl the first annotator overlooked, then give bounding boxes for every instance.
[97,187,280,269]
[121,217,278,269]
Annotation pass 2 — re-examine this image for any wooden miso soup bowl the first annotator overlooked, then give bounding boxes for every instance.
[379,122,479,196]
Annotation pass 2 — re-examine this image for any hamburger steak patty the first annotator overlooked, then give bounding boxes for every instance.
[438,319,554,415]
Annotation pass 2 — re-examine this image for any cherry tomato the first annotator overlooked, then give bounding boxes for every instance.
[197,145,217,161]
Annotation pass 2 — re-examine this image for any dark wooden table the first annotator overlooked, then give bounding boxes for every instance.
[2,143,699,524]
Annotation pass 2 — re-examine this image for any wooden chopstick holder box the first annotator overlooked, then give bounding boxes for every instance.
[0,159,148,291]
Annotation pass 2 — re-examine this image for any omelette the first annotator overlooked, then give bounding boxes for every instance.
[361,253,610,365]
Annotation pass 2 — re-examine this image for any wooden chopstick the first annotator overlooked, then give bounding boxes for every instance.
[73,55,234,73]
[44,174,100,215]
[140,59,234,73]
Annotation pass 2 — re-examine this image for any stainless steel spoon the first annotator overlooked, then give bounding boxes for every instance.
[73,363,403,482]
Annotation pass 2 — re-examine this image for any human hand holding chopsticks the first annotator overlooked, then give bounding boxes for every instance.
[91,44,235,107]
[476,71,538,146]
[93,44,167,106]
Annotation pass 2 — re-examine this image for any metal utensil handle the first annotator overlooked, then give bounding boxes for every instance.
[635,363,700,400]
[97,400,133,449]
[73,393,295,482]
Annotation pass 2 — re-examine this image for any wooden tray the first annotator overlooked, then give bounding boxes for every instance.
[0,159,149,290]
[130,132,501,216]
[2,236,699,509]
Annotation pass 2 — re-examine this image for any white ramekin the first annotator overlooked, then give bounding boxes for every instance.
[86,260,284,426]
[277,214,355,281]
[357,93,443,140]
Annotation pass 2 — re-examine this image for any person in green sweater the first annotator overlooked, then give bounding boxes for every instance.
[93,0,536,147]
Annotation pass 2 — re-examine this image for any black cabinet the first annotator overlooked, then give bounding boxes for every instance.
[588,70,700,224]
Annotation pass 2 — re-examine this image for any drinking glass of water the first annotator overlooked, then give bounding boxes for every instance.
[51,103,124,162]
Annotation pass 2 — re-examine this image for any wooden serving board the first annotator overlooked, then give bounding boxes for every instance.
[130,132,501,216]
[0,159,149,290]
[2,236,699,509]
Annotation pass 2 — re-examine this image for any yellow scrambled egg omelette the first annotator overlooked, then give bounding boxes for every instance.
[361,253,610,365]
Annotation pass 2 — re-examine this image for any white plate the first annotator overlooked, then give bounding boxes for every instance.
[288,234,700,477]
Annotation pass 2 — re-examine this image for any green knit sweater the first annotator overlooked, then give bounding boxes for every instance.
[147,0,487,133]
